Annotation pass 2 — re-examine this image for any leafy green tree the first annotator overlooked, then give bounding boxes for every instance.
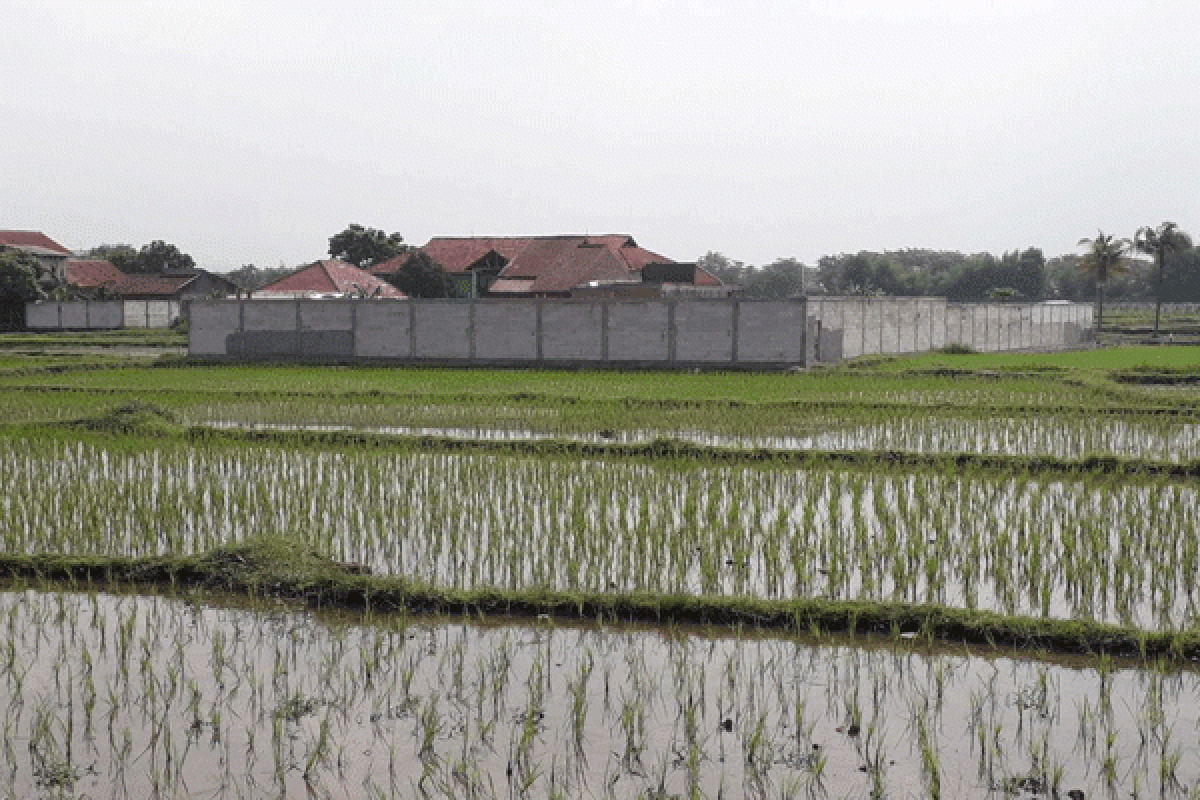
[1135,221,1193,336]
[84,244,138,273]
[328,224,407,269]
[1077,230,1130,333]
[226,263,298,291]
[696,252,748,287]
[0,249,45,301]
[383,251,453,298]
[133,240,196,273]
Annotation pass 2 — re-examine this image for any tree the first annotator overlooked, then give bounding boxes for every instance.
[132,240,196,274]
[383,251,453,298]
[1134,221,1193,336]
[696,252,748,287]
[0,249,45,302]
[1077,231,1130,334]
[85,244,138,273]
[328,224,407,269]
[227,263,298,292]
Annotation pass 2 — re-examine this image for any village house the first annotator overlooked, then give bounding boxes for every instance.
[253,259,406,298]
[370,234,724,298]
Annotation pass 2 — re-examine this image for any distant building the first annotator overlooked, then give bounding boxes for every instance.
[62,259,125,291]
[370,234,721,298]
[254,259,406,299]
[0,231,72,271]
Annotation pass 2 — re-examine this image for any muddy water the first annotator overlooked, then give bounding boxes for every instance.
[1,589,1197,799]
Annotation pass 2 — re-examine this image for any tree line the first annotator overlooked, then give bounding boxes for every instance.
[698,226,1198,305]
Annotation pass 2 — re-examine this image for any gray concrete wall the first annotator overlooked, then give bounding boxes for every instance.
[190,303,242,355]
[354,303,410,358]
[123,301,181,328]
[474,302,537,361]
[190,296,1092,368]
[809,297,1093,359]
[25,301,125,330]
[541,302,604,361]
[608,302,668,362]
[738,301,805,363]
[414,302,471,359]
[674,302,733,362]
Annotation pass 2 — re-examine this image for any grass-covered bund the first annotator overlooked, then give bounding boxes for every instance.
[0,338,1198,658]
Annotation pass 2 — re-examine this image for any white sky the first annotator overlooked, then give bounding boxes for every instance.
[2,1,1197,270]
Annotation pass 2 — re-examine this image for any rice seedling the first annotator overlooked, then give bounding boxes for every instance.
[2,588,1192,798]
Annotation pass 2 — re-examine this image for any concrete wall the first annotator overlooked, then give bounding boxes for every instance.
[123,301,182,328]
[806,297,1092,360]
[26,301,126,330]
[190,296,1093,368]
[190,298,809,368]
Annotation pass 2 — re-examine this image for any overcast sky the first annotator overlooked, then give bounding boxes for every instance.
[3,1,1197,271]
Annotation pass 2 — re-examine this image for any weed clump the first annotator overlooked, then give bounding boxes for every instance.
[190,535,370,595]
[71,402,181,434]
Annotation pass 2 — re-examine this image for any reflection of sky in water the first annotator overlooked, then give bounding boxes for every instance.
[2,589,1194,800]
[198,413,1200,460]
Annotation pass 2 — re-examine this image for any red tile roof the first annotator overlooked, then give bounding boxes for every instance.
[366,253,412,276]
[108,274,197,298]
[0,231,72,255]
[694,266,723,287]
[419,237,536,273]
[255,260,406,298]
[64,259,124,289]
[410,235,677,295]
[496,237,639,293]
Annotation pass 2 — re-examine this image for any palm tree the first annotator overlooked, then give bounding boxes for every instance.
[1077,230,1130,337]
[1134,221,1193,337]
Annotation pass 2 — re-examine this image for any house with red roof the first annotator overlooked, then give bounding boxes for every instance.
[62,259,125,290]
[0,231,73,269]
[254,259,406,299]
[370,234,722,298]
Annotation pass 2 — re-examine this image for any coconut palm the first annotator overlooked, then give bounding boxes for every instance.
[1077,230,1130,337]
[1134,221,1193,337]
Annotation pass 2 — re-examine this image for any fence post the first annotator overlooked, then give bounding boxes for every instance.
[468,299,477,361]
[408,300,417,359]
[535,300,544,362]
[667,299,677,364]
[800,298,808,367]
[600,300,609,362]
[731,298,740,364]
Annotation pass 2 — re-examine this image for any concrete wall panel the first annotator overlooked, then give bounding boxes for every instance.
[354,302,411,358]
[675,301,733,362]
[190,302,241,356]
[413,302,470,359]
[25,303,59,329]
[243,301,297,332]
[608,302,669,362]
[542,302,603,361]
[299,301,354,331]
[738,301,804,363]
[841,301,864,358]
[146,301,172,328]
[475,302,537,360]
[89,302,124,328]
[59,303,87,328]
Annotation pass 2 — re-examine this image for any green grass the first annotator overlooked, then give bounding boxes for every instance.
[852,344,1200,373]
[0,328,186,348]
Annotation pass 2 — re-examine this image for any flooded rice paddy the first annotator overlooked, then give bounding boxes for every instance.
[190,406,1200,462]
[3,437,1197,630]
[2,589,1197,800]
